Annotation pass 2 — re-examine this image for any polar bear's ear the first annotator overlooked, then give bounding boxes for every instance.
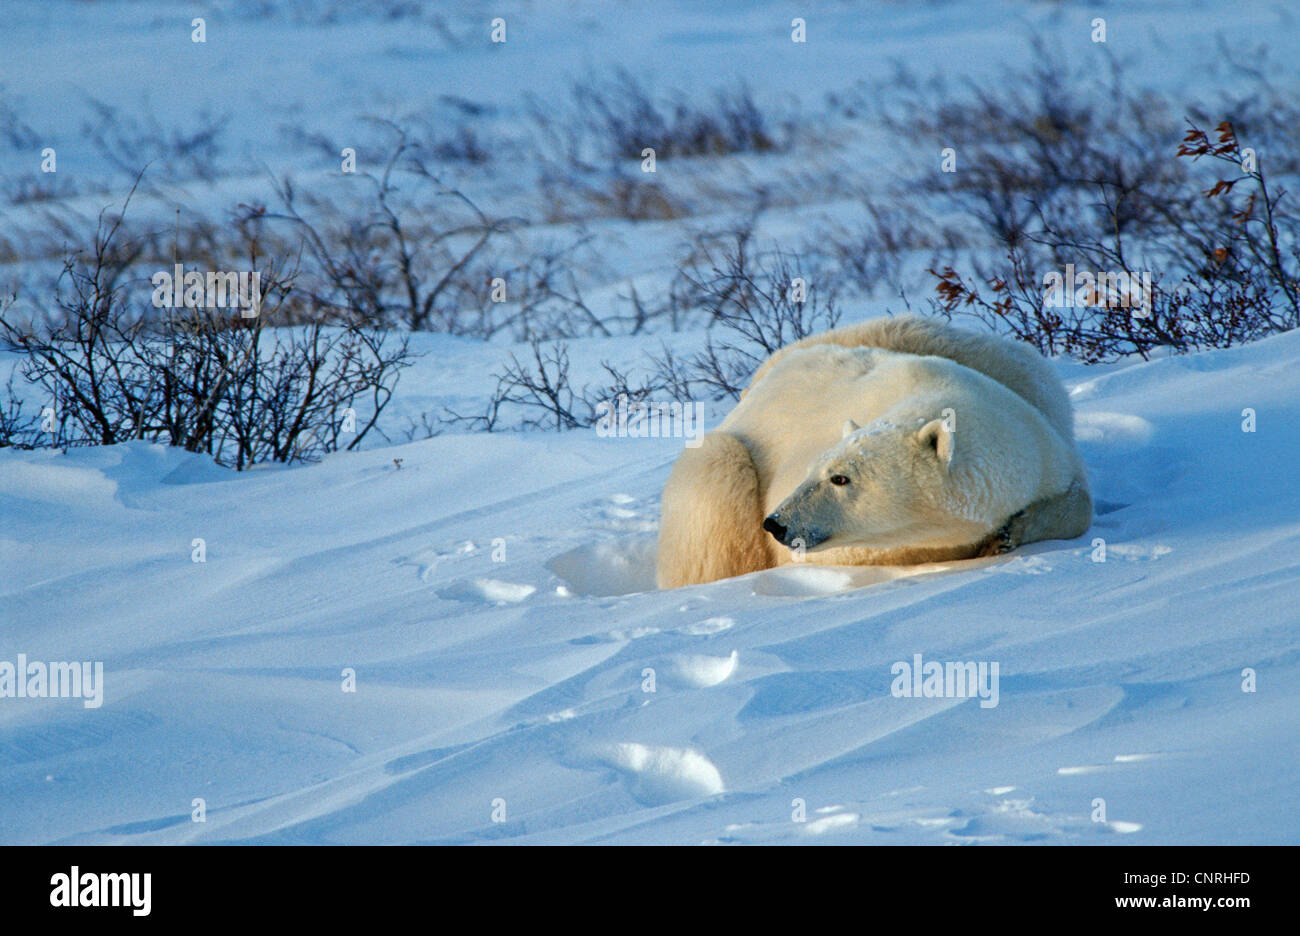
[918,418,955,467]
[841,418,861,439]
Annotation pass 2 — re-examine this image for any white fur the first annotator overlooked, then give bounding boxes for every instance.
[655,316,1092,588]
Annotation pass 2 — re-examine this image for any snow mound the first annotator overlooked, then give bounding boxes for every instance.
[669,650,739,688]
[548,536,658,596]
[599,743,726,805]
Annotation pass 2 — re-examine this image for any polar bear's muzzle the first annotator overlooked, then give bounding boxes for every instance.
[763,512,830,550]
[762,514,789,543]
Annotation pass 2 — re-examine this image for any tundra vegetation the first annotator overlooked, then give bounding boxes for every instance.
[2,50,1297,460]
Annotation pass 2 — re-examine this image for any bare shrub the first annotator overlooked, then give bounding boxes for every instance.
[444,222,847,431]
[815,196,966,300]
[0,193,415,469]
[282,114,495,167]
[927,117,1298,361]
[659,225,842,398]
[480,341,585,432]
[263,126,619,340]
[0,88,39,151]
[531,69,796,169]
[0,295,39,449]
[83,98,229,184]
[423,123,492,164]
[873,42,1184,249]
[6,174,83,206]
[444,340,668,433]
[262,132,507,332]
[537,168,684,224]
[867,41,1300,359]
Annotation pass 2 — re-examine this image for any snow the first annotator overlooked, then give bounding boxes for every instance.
[2,0,1299,845]
[2,325,1297,845]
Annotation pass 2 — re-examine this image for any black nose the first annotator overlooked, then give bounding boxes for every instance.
[763,515,787,543]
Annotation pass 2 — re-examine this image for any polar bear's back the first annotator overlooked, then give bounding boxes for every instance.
[743,316,1076,443]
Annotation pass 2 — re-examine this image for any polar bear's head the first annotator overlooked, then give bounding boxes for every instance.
[763,415,988,552]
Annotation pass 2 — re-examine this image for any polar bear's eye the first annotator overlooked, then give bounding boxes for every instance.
[829,474,851,486]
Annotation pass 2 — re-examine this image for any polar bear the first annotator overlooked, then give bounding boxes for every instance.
[655,316,1091,588]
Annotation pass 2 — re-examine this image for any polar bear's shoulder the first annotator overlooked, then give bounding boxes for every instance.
[743,316,1076,443]
[760,343,987,403]
[765,341,889,376]
[737,343,884,408]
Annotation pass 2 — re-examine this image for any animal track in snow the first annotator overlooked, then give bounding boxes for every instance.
[1060,751,1167,776]
[1106,543,1173,561]
[437,578,536,604]
[582,493,657,533]
[676,616,735,636]
[403,540,480,583]
[804,807,861,836]
[1057,764,1107,775]
[947,796,1074,842]
[1074,411,1155,446]
[570,625,661,644]
[713,803,885,844]
[990,555,1054,575]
